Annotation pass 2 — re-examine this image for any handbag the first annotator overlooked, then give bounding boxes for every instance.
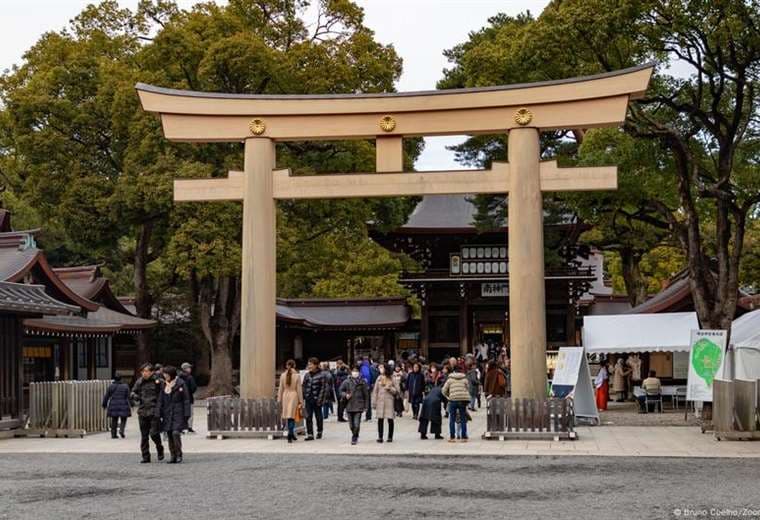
[294,404,303,423]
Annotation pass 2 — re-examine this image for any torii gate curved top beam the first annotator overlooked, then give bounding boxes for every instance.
[136,63,652,142]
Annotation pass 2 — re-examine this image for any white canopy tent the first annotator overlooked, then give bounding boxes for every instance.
[722,309,760,381]
[583,312,700,354]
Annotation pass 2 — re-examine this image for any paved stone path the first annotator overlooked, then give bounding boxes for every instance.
[2,405,759,458]
[1,453,758,520]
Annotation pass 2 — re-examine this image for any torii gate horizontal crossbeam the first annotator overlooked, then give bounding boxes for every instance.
[173,161,616,202]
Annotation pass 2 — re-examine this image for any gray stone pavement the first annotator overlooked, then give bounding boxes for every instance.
[0,453,758,520]
[2,404,759,458]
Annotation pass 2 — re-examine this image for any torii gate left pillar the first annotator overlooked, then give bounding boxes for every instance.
[241,138,276,398]
[136,64,652,400]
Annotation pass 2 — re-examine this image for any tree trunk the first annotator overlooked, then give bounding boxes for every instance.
[619,248,648,307]
[207,329,234,396]
[196,275,240,397]
[133,222,155,367]
[188,273,210,382]
[665,138,748,331]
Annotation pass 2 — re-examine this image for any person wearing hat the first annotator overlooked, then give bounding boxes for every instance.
[179,362,198,433]
[131,362,165,463]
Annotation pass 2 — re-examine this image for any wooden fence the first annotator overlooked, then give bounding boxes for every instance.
[207,397,302,439]
[713,379,760,441]
[483,397,577,441]
[27,380,110,437]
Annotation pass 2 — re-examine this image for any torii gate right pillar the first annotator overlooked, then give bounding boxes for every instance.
[507,127,547,400]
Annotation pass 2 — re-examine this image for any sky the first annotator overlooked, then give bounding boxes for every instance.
[0,0,552,170]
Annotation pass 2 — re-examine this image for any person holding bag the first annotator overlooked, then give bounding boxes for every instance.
[278,359,304,443]
[372,363,399,443]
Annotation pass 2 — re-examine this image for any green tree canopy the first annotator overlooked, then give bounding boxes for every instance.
[439,1,760,322]
[0,0,421,394]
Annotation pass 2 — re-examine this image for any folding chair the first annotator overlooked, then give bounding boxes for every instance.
[644,388,663,413]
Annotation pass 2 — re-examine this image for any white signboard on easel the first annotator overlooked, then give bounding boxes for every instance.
[686,329,728,403]
[550,346,599,424]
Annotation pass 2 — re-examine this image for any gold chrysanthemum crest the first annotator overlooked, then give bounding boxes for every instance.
[513,108,533,126]
[379,115,396,132]
[249,118,266,135]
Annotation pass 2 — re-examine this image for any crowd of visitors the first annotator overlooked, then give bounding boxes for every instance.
[277,350,512,446]
[102,348,512,461]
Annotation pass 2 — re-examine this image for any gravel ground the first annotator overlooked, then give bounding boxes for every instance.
[0,453,756,520]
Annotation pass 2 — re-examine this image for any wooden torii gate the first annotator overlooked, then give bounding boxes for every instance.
[137,63,652,401]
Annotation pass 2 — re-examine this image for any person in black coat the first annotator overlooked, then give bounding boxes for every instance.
[157,366,191,463]
[102,375,131,439]
[406,362,425,420]
[320,362,336,420]
[333,360,350,422]
[338,366,369,445]
[131,363,165,463]
[301,357,328,441]
[179,362,198,433]
[418,385,444,440]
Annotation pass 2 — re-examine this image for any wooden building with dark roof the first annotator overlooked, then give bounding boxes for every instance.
[53,265,156,377]
[626,269,754,316]
[0,211,156,389]
[275,297,411,366]
[0,282,75,432]
[374,195,611,362]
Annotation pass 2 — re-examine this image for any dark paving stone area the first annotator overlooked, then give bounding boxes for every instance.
[0,453,754,519]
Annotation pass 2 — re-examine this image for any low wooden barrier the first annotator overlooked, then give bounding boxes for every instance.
[27,380,110,437]
[483,397,577,441]
[206,397,303,439]
[713,379,760,441]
